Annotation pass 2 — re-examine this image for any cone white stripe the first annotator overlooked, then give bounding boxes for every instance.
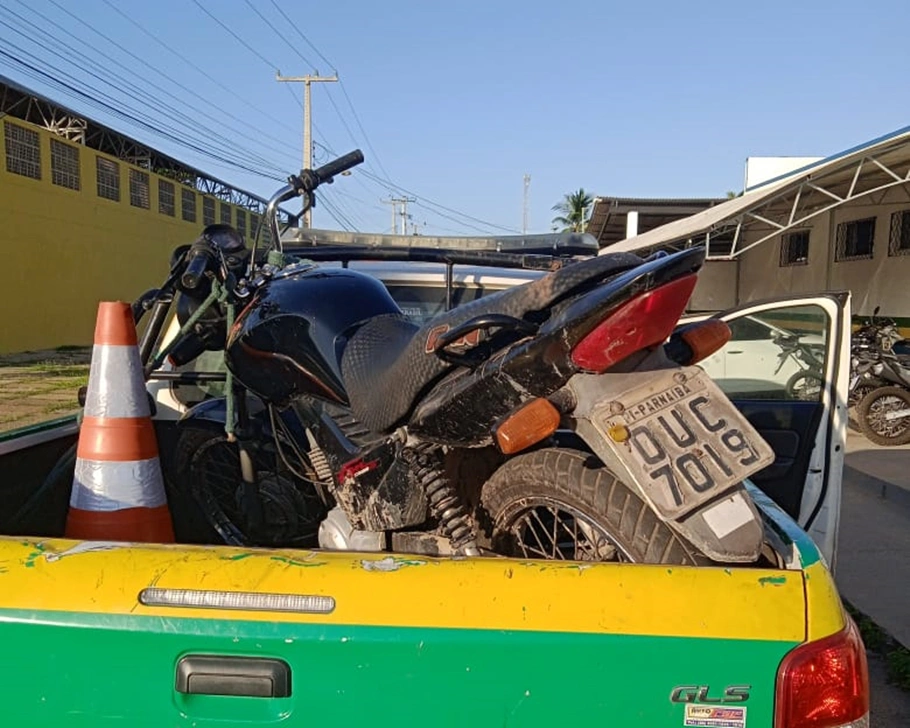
[83,344,150,419]
[70,457,166,511]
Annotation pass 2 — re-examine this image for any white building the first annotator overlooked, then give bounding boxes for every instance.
[596,127,910,321]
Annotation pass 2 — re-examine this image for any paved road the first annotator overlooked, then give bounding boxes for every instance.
[836,432,910,725]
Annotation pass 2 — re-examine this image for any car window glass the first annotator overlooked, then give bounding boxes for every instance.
[701,304,829,402]
[728,316,773,341]
[383,283,491,324]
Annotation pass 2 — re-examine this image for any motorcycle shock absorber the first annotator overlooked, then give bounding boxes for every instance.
[407,444,479,556]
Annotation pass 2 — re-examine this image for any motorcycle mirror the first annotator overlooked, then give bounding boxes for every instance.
[203,224,246,253]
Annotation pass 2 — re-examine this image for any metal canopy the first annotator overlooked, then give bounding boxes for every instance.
[602,125,910,259]
[586,197,723,248]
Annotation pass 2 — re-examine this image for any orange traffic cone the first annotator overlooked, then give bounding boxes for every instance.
[65,301,174,542]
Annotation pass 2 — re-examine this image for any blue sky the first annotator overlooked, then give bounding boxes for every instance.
[2,0,910,235]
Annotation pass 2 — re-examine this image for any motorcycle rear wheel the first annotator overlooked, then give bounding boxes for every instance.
[786,370,824,401]
[480,447,709,565]
[856,386,910,446]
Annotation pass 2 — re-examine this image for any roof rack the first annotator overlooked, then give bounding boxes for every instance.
[282,227,600,257]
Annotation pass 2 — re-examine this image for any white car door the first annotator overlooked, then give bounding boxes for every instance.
[686,293,851,569]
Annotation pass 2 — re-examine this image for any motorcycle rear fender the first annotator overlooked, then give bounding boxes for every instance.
[563,351,765,563]
[408,249,705,446]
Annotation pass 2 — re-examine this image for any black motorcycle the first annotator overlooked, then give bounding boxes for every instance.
[855,309,910,446]
[67,151,779,565]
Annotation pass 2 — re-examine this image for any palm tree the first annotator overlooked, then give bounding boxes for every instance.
[551,189,593,232]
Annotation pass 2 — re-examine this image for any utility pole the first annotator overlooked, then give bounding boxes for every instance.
[276,71,338,227]
[382,196,416,235]
[522,174,531,234]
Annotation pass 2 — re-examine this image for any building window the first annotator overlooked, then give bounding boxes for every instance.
[49,139,80,190]
[129,169,150,209]
[203,197,215,225]
[158,179,175,216]
[889,210,910,256]
[235,208,246,236]
[4,122,41,179]
[182,189,196,223]
[835,217,875,261]
[96,157,120,201]
[780,230,809,266]
[250,213,260,239]
[220,202,231,225]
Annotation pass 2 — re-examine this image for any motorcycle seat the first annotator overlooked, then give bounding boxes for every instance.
[341,251,644,433]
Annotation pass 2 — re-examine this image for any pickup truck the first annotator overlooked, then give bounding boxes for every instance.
[0,247,867,727]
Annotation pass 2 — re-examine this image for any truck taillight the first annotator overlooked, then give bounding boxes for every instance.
[570,274,698,373]
[774,617,869,728]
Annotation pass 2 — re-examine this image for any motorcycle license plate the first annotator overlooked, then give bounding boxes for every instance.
[593,367,775,520]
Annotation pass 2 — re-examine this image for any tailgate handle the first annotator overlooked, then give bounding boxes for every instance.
[176,655,291,698]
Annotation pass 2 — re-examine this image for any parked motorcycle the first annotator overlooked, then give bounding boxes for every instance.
[855,310,910,445]
[774,333,825,401]
[60,151,779,565]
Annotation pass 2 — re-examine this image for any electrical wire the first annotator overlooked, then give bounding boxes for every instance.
[241,0,319,73]
[264,0,394,184]
[0,43,282,181]
[98,0,302,140]
[29,0,291,171]
[190,0,278,71]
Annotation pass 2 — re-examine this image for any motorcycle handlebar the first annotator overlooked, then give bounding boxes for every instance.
[254,150,365,269]
[312,149,364,184]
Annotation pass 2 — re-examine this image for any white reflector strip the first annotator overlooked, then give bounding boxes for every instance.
[71,457,166,510]
[138,588,336,614]
[84,344,150,418]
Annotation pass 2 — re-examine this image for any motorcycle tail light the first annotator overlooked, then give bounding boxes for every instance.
[494,398,561,455]
[571,274,698,373]
[774,617,869,728]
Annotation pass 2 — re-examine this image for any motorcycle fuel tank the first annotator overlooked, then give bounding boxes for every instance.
[226,265,402,405]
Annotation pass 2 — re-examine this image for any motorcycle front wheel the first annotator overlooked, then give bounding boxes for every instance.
[172,426,327,547]
[480,447,709,565]
[856,386,910,446]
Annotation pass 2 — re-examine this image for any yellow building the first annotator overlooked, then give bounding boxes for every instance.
[0,76,273,354]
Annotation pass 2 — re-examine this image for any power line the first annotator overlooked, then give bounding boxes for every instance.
[98,0,301,140]
[336,82,394,183]
[358,167,521,234]
[192,1,505,235]
[0,42,282,181]
[267,0,335,71]
[241,0,319,72]
[28,0,289,172]
[275,72,338,226]
[260,0,394,183]
[319,192,357,231]
[312,135,508,236]
[190,0,277,70]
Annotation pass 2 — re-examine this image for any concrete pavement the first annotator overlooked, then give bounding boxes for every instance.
[835,431,910,724]
[836,432,910,648]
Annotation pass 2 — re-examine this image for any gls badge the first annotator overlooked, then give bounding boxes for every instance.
[670,685,751,703]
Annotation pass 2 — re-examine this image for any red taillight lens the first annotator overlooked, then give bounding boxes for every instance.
[775,617,869,728]
[570,274,698,373]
